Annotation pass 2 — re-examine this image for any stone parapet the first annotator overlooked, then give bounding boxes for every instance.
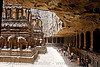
[0,48,38,63]
[72,47,100,67]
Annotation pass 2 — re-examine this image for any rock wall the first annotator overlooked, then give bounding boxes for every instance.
[31,9,63,37]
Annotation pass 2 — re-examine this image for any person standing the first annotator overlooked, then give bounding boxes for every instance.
[85,58,88,67]
[64,50,66,56]
[61,48,63,54]
[66,51,68,56]
[57,48,58,51]
[81,56,84,66]
[77,57,80,65]
[71,52,74,60]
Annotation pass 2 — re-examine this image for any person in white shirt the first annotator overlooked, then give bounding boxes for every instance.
[71,52,74,59]
[63,50,66,56]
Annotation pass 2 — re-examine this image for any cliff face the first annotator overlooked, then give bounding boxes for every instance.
[31,9,62,37]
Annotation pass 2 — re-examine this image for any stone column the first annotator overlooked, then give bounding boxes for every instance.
[83,32,86,49]
[4,8,6,19]
[46,37,48,43]
[76,33,77,48]
[79,33,81,48]
[52,37,53,43]
[56,37,57,44]
[90,31,93,51]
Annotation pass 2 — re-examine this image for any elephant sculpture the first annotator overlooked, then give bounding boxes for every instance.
[8,35,17,49]
[28,37,35,48]
[0,36,5,48]
[17,36,27,49]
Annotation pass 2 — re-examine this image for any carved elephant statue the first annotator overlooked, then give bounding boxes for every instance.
[0,36,5,48]
[17,36,27,49]
[27,37,35,48]
[8,35,17,49]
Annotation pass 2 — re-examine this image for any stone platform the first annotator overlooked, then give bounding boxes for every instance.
[0,46,47,63]
[36,46,47,54]
[0,48,38,63]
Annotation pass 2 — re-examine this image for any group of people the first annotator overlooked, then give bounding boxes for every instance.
[77,56,89,67]
[57,48,89,67]
[57,48,74,62]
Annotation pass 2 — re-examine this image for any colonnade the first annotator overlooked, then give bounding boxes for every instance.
[45,37,64,44]
[75,28,100,52]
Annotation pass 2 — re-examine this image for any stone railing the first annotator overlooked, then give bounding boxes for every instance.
[72,47,100,67]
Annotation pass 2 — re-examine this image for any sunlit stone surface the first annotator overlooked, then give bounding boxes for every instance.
[0,47,68,67]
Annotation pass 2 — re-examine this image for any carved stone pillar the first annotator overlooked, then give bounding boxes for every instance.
[90,31,93,51]
[52,37,53,43]
[79,33,81,48]
[46,37,48,43]
[83,32,86,49]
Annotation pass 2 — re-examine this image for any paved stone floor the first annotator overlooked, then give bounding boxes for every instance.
[53,47,83,67]
[0,47,82,67]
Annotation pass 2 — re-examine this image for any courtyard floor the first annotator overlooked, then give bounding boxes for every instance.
[0,47,81,67]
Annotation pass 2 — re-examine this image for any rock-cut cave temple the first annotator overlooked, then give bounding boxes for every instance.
[0,0,100,67]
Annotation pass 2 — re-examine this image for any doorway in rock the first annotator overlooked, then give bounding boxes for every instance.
[86,31,91,50]
[81,33,84,49]
[93,29,100,52]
